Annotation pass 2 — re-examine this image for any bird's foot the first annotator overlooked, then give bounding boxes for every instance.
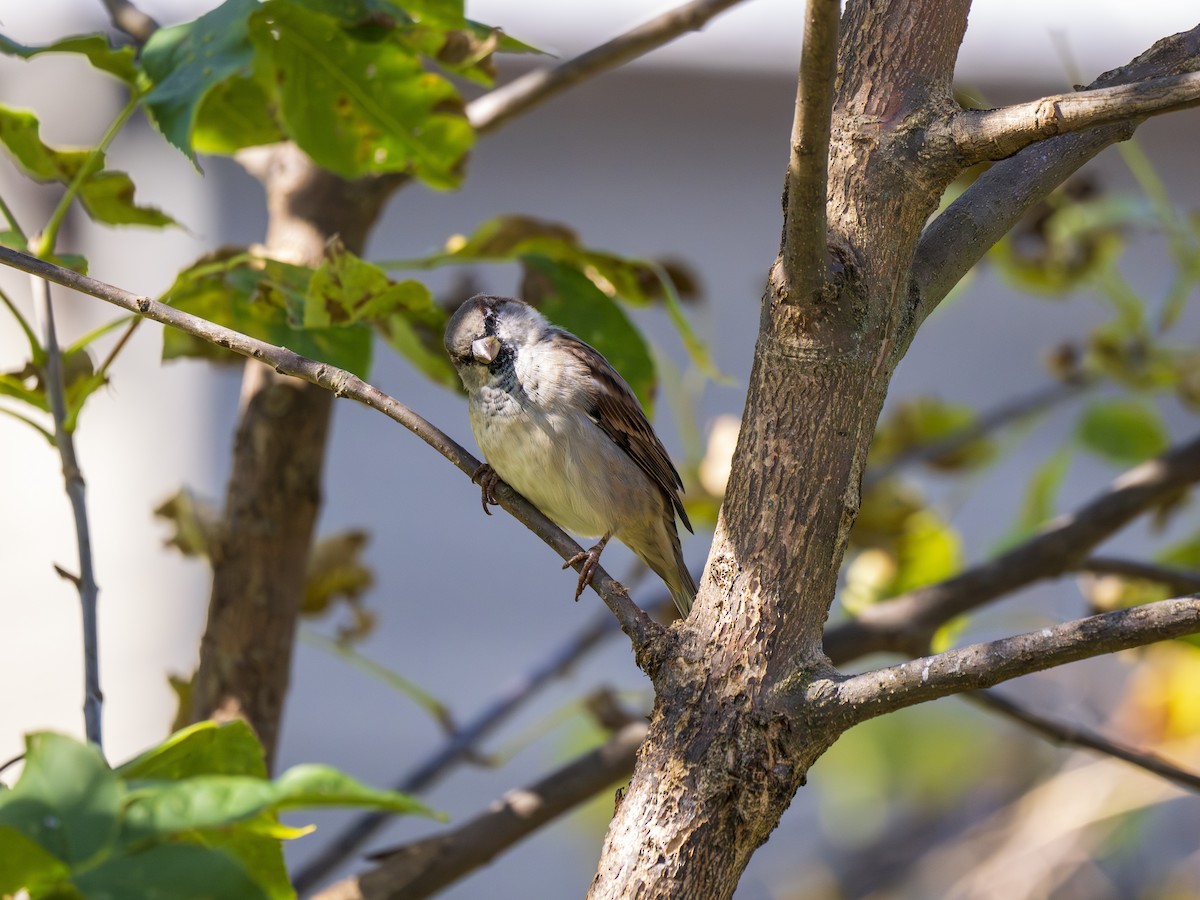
[471,464,501,515]
[563,534,611,601]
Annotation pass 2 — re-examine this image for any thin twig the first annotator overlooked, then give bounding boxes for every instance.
[863,377,1091,488]
[293,608,618,892]
[467,0,749,135]
[30,276,102,749]
[813,595,1200,725]
[948,71,1200,166]
[100,0,159,44]
[824,432,1200,663]
[781,0,840,293]
[1077,556,1200,595]
[0,245,666,660]
[315,722,647,900]
[967,689,1200,793]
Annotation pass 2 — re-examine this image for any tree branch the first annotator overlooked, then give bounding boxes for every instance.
[814,596,1200,725]
[31,276,103,749]
[0,245,666,660]
[1076,556,1200,596]
[967,689,1200,793]
[467,0,749,135]
[948,71,1200,166]
[825,433,1200,663]
[780,0,840,293]
[863,377,1090,488]
[910,23,1200,327]
[315,722,647,900]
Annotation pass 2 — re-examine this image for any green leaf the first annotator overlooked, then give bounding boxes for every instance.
[72,843,269,900]
[307,242,454,385]
[160,250,374,378]
[249,1,474,186]
[120,767,435,844]
[0,33,138,84]
[890,509,963,595]
[1077,398,1168,465]
[271,764,438,816]
[76,171,176,228]
[141,0,262,165]
[0,732,122,866]
[1014,444,1073,537]
[0,825,70,896]
[116,720,268,781]
[524,254,657,410]
[0,107,176,229]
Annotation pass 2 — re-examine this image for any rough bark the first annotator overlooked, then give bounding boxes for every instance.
[588,2,974,895]
[189,145,399,765]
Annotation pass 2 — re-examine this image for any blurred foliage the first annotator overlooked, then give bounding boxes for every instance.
[154,486,379,643]
[0,724,436,899]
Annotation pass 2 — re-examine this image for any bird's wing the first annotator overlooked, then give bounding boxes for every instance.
[559,334,693,533]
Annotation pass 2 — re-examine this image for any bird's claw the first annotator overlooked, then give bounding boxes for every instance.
[471,464,500,515]
[563,535,610,602]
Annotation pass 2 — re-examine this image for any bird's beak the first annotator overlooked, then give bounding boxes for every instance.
[471,336,500,364]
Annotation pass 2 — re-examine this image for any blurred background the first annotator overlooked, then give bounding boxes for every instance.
[2,1,1199,897]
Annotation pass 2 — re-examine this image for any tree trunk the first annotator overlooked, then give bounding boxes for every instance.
[588,1,971,894]
[189,145,400,765]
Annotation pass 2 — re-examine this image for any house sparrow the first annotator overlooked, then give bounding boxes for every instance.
[444,294,697,617]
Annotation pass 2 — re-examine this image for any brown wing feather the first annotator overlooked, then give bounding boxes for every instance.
[558,334,692,534]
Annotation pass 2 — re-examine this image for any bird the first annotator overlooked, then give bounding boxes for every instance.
[444,294,697,617]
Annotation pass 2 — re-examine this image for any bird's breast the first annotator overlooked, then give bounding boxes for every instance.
[468,385,651,539]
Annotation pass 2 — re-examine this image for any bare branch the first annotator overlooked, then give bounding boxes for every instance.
[817,596,1200,725]
[780,0,840,294]
[910,23,1200,327]
[825,433,1200,663]
[468,0,749,135]
[100,0,158,44]
[316,723,647,900]
[949,71,1200,166]
[0,245,666,659]
[864,377,1090,488]
[31,276,103,749]
[967,690,1200,793]
[1076,556,1200,596]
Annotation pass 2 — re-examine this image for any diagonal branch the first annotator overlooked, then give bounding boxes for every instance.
[780,0,840,293]
[815,596,1200,726]
[824,433,1200,663]
[315,723,646,900]
[467,0,749,135]
[863,377,1090,488]
[947,71,1200,166]
[967,690,1200,793]
[910,23,1200,328]
[0,245,667,660]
